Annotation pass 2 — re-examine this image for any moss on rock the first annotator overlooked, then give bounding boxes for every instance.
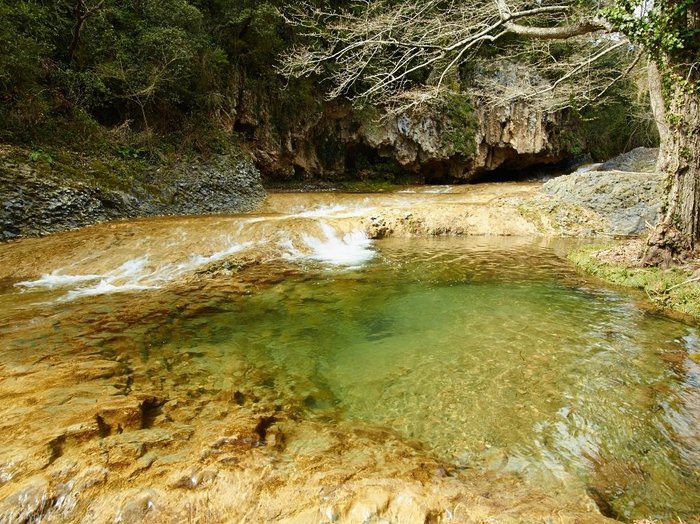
[441,94,479,158]
[569,242,700,320]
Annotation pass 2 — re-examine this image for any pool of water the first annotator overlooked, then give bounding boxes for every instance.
[150,237,700,518]
[0,232,698,522]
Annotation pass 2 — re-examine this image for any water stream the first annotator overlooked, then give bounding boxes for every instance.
[0,189,698,522]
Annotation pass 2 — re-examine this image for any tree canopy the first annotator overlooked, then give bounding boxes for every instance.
[280,0,643,112]
[0,0,299,140]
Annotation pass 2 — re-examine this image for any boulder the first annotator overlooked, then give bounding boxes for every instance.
[540,170,663,235]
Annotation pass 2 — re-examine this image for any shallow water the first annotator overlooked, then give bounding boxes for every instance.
[136,237,700,521]
[0,194,699,522]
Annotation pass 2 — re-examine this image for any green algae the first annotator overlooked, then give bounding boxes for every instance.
[569,244,700,320]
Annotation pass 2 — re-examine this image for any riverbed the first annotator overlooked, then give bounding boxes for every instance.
[0,187,698,523]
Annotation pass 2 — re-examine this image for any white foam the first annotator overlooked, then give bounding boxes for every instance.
[112,257,151,279]
[297,223,375,267]
[422,186,453,194]
[289,202,372,219]
[64,281,156,300]
[279,238,303,260]
[17,273,102,289]
[17,241,252,301]
[17,220,375,299]
[574,163,602,174]
[187,242,250,267]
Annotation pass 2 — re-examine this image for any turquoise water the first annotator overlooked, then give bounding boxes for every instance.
[1,235,699,521]
[129,237,700,521]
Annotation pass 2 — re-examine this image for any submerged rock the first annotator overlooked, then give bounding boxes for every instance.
[2,203,689,522]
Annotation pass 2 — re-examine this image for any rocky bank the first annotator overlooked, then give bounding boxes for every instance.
[537,170,663,236]
[0,145,664,243]
[520,147,662,237]
[0,146,265,241]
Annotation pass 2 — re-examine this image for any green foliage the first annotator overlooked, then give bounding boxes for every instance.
[604,0,698,60]
[216,2,288,73]
[112,144,146,160]
[563,102,658,161]
[0,2,53,95]
[605,0,699,104]
[556,61,659,161]
[439,94,478,158]
[83,0,207,121]
[0,0,342,168]
[28,150,55,165]
[0,0,291,136]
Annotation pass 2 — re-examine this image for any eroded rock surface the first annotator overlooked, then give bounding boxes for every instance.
[539,171,663,235]
[251,100,571,182]
[0,148,265,241]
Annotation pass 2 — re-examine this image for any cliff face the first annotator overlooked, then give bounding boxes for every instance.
[231,79,569,182]
[474,101,565,174]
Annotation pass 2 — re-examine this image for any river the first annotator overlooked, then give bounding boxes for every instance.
[0,186,698,523]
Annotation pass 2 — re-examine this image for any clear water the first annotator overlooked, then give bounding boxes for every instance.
[1,235,699,521]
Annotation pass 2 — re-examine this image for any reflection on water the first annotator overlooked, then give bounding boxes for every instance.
[0,233,699,522]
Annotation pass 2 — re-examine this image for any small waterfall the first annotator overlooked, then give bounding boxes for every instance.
[16,211,377,300]
[573,163,603,174]
[288,202,372,218]
[11,186,541,302]
[17,241,253,300]
[282,222,375,267]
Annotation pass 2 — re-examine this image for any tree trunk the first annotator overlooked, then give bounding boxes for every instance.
[68,0,86,63]
[647,62,669,172]
[642,0,700,266]
[643,75,700,266]
[67,0,105,63]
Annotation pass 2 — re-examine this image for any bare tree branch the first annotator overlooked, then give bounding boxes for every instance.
[279,0,628,113]
[582,47,644,108]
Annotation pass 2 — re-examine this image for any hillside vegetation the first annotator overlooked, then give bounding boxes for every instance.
[1,0,656,182]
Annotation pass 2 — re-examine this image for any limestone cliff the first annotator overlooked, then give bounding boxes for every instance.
[230,78,571,182]
[473,101,565,174]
